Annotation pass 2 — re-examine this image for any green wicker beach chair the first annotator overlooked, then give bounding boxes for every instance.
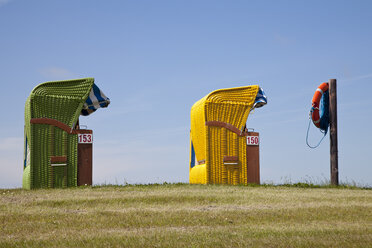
[23,78,109,189]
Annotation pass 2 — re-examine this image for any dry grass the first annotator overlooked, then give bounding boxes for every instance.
[1,184,372,247]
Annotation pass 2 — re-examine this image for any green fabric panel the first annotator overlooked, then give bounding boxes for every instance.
[23,78,94,189]
[23,97,32,188]
[30,78,93,127]
[31,124,49,188]
[68,134,78,187]
[22,165,31,189]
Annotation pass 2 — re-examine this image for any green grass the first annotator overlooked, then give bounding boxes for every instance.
[1,183,372,247]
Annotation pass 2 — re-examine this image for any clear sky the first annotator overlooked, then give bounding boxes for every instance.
[1,0,371,188]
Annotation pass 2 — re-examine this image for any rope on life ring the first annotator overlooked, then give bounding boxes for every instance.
[306,82,330,148]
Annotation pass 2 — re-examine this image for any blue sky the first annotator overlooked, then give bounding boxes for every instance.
[1,0,371,188]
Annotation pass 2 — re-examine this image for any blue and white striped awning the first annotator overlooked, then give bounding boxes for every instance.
[253,87,267,109]
[81,84,110,116]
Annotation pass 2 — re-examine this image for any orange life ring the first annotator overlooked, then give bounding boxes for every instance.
[311,82,329,128]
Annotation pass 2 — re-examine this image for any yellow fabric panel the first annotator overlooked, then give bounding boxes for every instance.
[239,136,247,185]
[205,86,258,184]
[189,163,207,184]
[207,127,221,183]
[207,128,247,185]
[189,131,193,168]
[205,85,259,129]
[190,95,208,163]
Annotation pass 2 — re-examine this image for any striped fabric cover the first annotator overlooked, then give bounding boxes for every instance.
[253,87,267,109]
[81,83,110,116]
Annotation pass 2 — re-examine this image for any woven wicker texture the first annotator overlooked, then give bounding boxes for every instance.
[190,85,259,185]
[23,78,94,189]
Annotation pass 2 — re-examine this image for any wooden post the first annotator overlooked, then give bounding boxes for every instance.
[77,129,93,186]
[246,132,260,184]
[329,79,338,185]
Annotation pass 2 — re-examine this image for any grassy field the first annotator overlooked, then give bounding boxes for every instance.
[1,183,372,248]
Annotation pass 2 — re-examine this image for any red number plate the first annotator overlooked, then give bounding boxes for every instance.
[246,136,259,146]
[78,134,93,144]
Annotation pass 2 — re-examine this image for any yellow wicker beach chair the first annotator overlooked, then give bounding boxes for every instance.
[190,85,265,185]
